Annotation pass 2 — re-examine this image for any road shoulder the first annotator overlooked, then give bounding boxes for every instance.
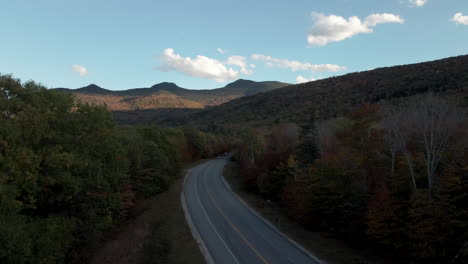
[89,174,205,264]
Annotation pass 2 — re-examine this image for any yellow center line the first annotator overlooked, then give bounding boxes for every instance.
[202,163,270,264]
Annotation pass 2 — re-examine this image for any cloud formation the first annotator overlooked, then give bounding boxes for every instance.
[408,0,427,7]
[158,48,242,82]
[307,12,404,46]
[251,54,346,72]
[451,13,468,25]
[72,65,89,76]
[226,55,254,75]
[295,75,316,84]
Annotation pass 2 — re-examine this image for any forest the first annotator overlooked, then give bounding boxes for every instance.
[0,74,228,264]
[2,68,467,264]
[233,98,468,263]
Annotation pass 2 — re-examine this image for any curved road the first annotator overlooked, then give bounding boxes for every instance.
[182,157,321,264]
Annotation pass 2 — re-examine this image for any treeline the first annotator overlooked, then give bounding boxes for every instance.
[0,74,228,264]
[234,96,467,263]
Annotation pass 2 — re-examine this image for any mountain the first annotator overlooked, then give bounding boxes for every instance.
[191,55,468,127]
[56,84,112,95]
[55,80,290,111]
[114,54,468,126]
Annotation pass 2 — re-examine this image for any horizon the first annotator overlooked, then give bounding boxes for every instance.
[55,53,466,91]
[2,0,468,90]
[56,78,287,91]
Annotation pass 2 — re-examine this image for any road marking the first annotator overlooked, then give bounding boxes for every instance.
[214,163,291,261]
[192,165,241,264]
[181,168,215,264]
[202,163,270,264]
[217,161,323,264]
[214,164,284,251]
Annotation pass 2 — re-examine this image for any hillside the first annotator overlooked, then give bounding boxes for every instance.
[140,54,467,127]
[56,79,289,110]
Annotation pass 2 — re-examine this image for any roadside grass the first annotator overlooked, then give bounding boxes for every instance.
[89,164,205,264]
[138,219,170,264]
[135,177,205,264]
[223,161,391,264]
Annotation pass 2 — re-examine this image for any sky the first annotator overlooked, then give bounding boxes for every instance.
[1,0,468,90]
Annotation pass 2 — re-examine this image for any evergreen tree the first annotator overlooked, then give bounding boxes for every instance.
[295,117,318,169]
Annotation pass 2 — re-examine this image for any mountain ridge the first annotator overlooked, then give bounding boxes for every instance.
[186,54,468,126]
[55,79,291,110]
[112,54,468,126]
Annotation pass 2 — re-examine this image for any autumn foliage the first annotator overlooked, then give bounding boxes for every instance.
[235,100,468,263]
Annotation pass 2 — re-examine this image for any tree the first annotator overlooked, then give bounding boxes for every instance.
[296,118,318,169]
[182,127,206,160]
[410,94,466,200]
[381,105,418,192]
[383,95,466,199]
[0,74,129,263]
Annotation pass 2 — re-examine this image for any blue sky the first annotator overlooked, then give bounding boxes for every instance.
[1,0,467,90]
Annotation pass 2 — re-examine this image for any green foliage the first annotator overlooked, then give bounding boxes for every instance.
[257,162,292,201]
[0,74,228,263]
[0,186,32,264]
[295,119,318,169]
[182,127,206,160]
[0,74,127,262]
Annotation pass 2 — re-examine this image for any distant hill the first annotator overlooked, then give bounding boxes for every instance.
[113,54,468,126]
[55,79,290,110]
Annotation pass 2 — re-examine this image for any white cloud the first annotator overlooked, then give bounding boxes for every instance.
[158,48,242,82]
[226,55,254,75]
[307,12,404,46]
[408,0,427,7]
[295,75,316,84]
[217,48,228,54]
[72,65,89,76]
[365,13,405,26]
[451,13,468,25]
[251,54,346,72]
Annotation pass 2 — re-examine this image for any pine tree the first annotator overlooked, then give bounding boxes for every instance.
[296,117,318,169]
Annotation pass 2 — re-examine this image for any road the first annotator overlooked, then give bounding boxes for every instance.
[182,157,321,264]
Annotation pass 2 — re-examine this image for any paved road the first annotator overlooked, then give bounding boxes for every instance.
[182,157,321,264]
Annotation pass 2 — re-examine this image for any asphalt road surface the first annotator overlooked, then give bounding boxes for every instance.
[182,157,321,264]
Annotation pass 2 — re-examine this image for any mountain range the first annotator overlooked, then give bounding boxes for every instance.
[55,79,290,110]
[112,54,468,127]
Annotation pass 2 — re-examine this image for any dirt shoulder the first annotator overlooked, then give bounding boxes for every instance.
[223,161,390,264]
[89,167,205,264]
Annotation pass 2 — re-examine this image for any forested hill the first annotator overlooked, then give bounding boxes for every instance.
[162,54,468,127]
[55,79,290,111]
[0,74,230,263]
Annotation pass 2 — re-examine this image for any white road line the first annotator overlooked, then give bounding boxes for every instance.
[213,163,287,258]
[181,168,215,264]
[203,163,269,264]
[218,159,323,264]
[193,163,241,264]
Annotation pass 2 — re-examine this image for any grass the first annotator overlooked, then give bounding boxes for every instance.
[89,165,205,264]
[135,176,205,264]
[223,161,391,264]
[138,220,170,264]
